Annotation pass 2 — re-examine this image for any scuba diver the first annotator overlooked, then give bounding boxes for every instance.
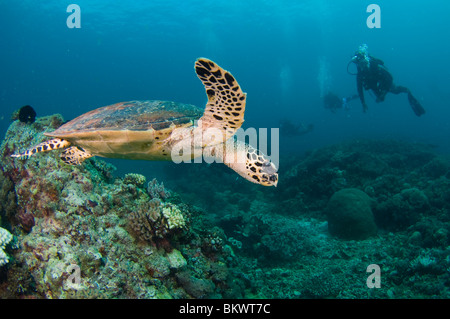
[279,119,314,137]
[323,91,359,113]
[348,44,425,116]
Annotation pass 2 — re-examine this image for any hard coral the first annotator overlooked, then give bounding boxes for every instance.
[123,173,146,187]
[128,198,187,244]
[147,178,170,200]
[326,188,377,240]
[374,188,428,231]
[0,227,13,267]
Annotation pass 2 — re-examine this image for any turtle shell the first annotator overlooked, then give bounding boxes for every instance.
[48,100,202,135]
[44,100,203,160]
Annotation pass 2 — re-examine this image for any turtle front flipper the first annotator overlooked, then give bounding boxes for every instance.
[195,58,247,143]
[11,138,71,159]
[60,146,93,165]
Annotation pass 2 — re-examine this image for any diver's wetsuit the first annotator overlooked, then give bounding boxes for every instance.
[355,55,425,116]
[323,92,343,113]
[324,92,358,113]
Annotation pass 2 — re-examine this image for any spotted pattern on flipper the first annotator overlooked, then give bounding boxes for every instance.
[60,146,93,165]
[195,58,246,140]
[10,138,71,159]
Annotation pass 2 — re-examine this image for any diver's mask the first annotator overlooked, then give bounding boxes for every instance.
[352,44,370,66]
[347,45,370,75]
[352,53,363,63]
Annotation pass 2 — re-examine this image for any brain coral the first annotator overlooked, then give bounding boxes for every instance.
[325,188,377,240]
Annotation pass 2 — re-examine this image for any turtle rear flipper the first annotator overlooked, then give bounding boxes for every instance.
[195,58,247,143]
[60,146,93,165]
[11,138,71,159]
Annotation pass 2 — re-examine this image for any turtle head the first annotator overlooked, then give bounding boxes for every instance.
[203,139,278,187]
[219,140,278,187]
[257,159,279,187]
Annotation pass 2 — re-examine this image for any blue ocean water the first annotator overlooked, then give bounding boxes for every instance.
[1,0,449,174]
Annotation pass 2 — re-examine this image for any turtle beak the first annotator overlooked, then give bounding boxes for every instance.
[271,175,278,187]
[267,172,278,187]
[262,161,278,187]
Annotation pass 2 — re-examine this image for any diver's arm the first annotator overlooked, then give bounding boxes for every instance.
[356,73,368,112]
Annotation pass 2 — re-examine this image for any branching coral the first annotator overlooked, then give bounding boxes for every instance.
[161,204,185,230]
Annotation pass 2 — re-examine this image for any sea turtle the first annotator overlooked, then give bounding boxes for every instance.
[12,58,278,186]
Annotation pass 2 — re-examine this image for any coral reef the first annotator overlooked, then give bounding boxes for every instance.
[170,138,450,298]
[0,168,17,223]
[0,115,237,298]
[375,187,429,231]
[1,112,450,299]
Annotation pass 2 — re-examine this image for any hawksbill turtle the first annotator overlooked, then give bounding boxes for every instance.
[11,58,278,186]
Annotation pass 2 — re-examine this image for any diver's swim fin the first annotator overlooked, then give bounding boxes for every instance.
[408,92,425,116]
